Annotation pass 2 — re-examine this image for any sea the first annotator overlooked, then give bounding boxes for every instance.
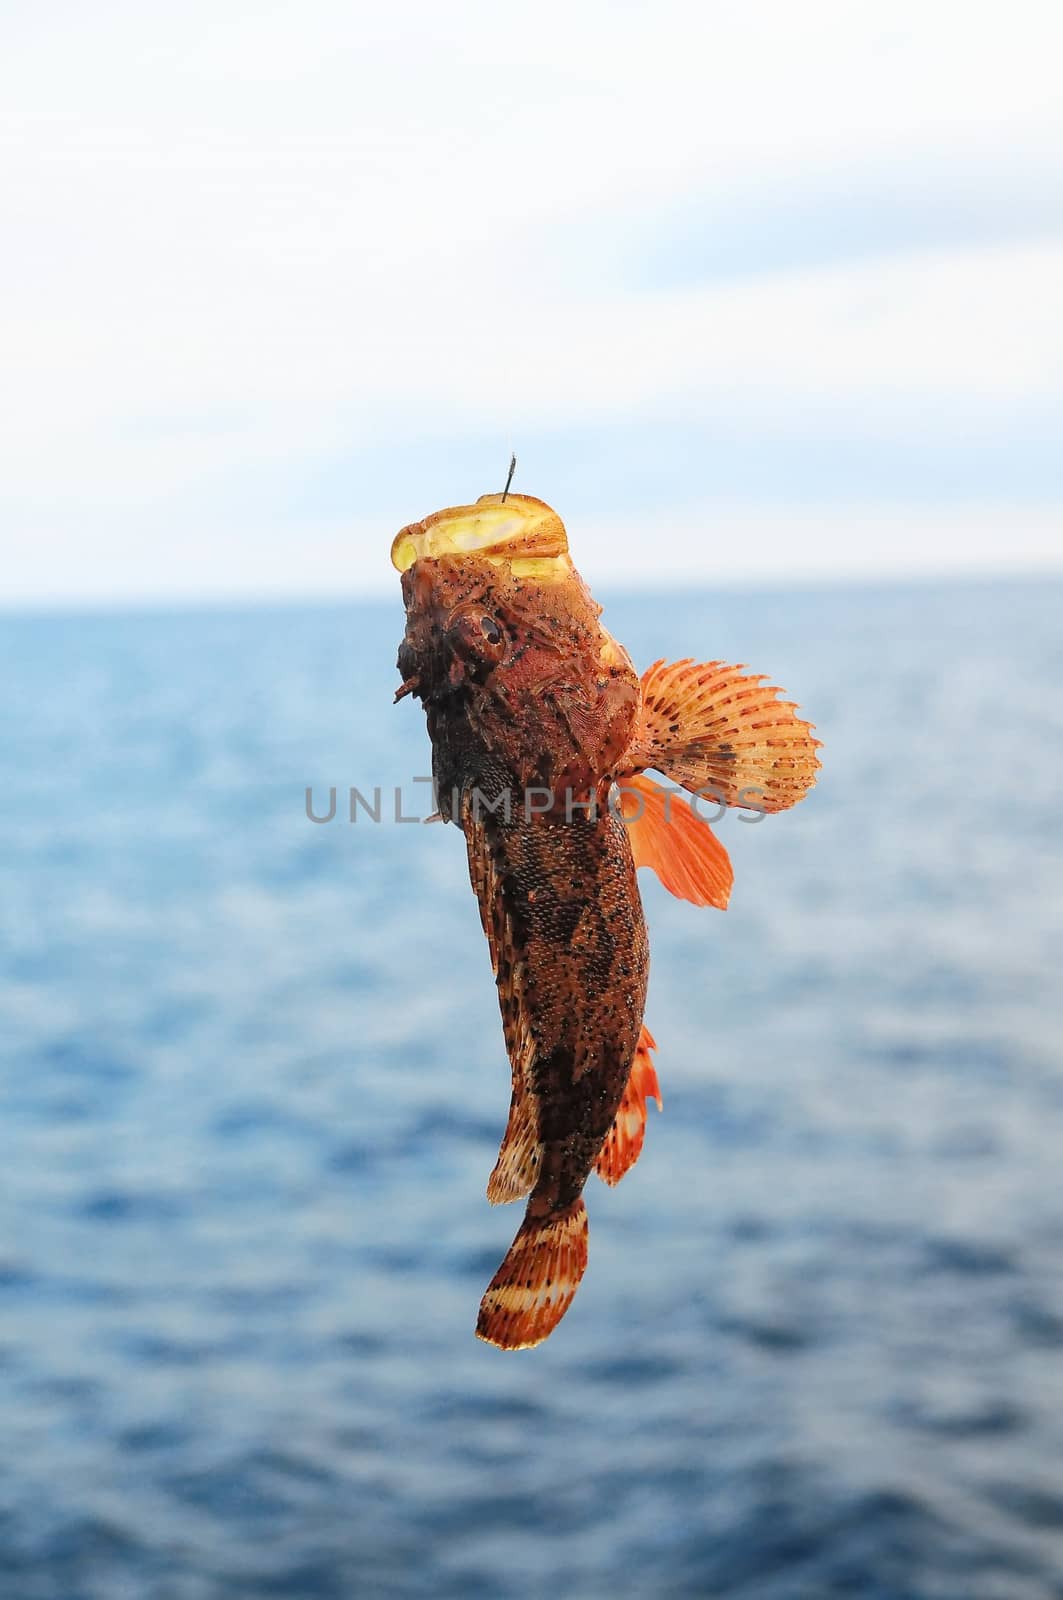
[1,577,1062,1599]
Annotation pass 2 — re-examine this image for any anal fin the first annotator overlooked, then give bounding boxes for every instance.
[596,1025,662,1186]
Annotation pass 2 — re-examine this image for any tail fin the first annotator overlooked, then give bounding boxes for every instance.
[476,1197,588,1350]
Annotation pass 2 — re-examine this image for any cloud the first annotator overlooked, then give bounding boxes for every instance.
[2,0,1062,603]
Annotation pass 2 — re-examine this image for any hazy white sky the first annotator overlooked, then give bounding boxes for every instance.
[3,0,1062,604]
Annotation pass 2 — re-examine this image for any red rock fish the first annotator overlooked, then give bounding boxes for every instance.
[392,494,820,1349]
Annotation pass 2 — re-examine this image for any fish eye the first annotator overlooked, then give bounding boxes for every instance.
[449,608,505,661]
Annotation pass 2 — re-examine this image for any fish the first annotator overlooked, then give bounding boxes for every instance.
[392,492,820,1349]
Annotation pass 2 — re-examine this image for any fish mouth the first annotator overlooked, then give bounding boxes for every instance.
[390,493,572,582]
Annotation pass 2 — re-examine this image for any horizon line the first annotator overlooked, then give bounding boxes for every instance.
[2,561,1061,622]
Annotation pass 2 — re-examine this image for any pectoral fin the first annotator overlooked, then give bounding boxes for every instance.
[618,773,733,909]
[626,658,821,814]
[596,1025,662,1186]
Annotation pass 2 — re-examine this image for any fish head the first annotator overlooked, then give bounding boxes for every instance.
[394,552,515,702]
[392,493,575,703]
[392,493,640,791]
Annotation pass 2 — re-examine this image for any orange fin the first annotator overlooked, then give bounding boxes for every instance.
[476,1198,588,1350]
[627,658,821,814]
[618,773,733,909]
[487,1086,541,1204]
[596,1025,662,1186]
[463,795,545,1204]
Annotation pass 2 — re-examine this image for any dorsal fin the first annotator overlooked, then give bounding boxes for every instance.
[462,793,544,1204]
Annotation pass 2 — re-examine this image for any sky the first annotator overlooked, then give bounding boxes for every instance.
[3,0,1062,605]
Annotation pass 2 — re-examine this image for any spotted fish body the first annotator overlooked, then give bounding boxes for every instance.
[393,494,820,1348]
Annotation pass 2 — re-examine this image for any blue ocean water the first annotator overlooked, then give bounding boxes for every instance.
[1,578,1062,1600]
